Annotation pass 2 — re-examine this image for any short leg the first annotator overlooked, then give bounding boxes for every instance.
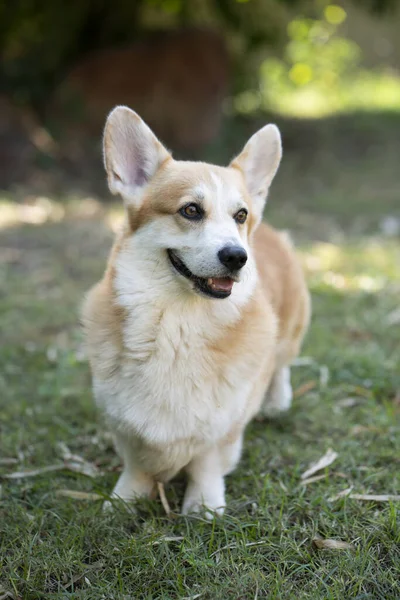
[260,365,293,417]
[105,435,155,509]
[220,433,243,476]
[182,447,226,518]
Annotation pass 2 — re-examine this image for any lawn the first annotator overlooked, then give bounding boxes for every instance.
[1,113,400,599]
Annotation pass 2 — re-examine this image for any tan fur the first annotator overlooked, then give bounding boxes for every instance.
[82,107,310,515]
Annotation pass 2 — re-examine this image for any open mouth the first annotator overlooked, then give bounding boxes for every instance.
[167,250,234,299]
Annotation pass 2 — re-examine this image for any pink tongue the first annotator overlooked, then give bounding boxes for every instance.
[208,277,234,293]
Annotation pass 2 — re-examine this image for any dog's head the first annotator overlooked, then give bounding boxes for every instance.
[103,106,281,300]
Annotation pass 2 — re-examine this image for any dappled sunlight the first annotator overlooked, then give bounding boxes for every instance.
[300,239,400,291]
[0,195,123,231]
[234,2,400,118]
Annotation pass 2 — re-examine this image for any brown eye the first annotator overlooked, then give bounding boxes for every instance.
[234,209,248,224]
[179,203,203,220]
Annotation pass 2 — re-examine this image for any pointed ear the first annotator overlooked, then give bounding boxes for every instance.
[231,124,282,222]
[103,106,170,204]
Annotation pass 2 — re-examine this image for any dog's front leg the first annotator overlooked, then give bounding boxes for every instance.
[182,447,226,518]
[107,433,155,506]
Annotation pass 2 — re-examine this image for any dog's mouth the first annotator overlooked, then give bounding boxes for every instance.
[167,250,234,299]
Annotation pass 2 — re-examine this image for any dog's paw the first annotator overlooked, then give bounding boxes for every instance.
[102,500,113,513]
[261,366,293,417]
[182,484,225,519]
[102,497,138,515]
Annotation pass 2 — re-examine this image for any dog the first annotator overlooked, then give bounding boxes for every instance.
[82,106,310,516]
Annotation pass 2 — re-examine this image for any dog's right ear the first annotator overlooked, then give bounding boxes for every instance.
[103,106,170,205]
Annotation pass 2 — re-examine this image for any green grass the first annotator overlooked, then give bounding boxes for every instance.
[1,114,400,599]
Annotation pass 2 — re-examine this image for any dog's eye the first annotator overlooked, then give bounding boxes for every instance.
[179,203,203,220]
[234,209,248,224]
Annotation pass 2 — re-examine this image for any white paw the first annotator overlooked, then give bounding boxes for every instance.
[261,367,293,417]
[182,485,225,519]
[102,500,114,513]
[102,495,138,514]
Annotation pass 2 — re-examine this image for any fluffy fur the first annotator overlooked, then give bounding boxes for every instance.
[82,106,311,516]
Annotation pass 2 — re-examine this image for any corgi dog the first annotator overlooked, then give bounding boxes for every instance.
[82,106,310,516]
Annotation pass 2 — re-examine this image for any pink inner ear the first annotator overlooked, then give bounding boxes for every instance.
[135,165,149,187]
[116,141,151,189]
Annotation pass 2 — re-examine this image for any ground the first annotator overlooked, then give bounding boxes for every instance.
[1,113,399,599]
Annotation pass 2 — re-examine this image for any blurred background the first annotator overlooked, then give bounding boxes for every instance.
[1,0,400,203]
[1,0,400,350]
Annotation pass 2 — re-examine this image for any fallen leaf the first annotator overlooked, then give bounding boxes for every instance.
[293,380,317,399]
[56,490,103,501]
[301,448,338,480]
[313,537,353,550]
[349,494,400,502]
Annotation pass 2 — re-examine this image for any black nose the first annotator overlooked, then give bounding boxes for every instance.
[218,245,248,270]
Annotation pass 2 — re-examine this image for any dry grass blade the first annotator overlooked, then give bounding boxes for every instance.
[3,460,100,480]
[313,537,353,550]
[151,536,184,545]
[301,473,328,485]
[293,380,317,399]
[157,482,172,517]
[56,489,103,501]
[2,465,64,479]
[329,486,353,501]
[349,493,400,502]
[301,448,338,480]
[0,587,16,600]
[64,459,100,478]
[302,471,348,486]
[57,442,100,477]
[62,561,104,591]
[210,540,267,558]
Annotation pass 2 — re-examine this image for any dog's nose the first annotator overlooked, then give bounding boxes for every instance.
[218,245,248,270]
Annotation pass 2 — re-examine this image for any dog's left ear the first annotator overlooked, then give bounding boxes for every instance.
[230,124,282,223]
[103,106,170,206]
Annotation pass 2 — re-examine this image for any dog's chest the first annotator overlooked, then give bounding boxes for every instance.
[98,300,254,447]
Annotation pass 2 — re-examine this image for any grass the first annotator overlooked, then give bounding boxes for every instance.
[1,113,400,599]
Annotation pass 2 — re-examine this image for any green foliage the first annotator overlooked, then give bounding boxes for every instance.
[0,0,397,111]
[234,2,400,117]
